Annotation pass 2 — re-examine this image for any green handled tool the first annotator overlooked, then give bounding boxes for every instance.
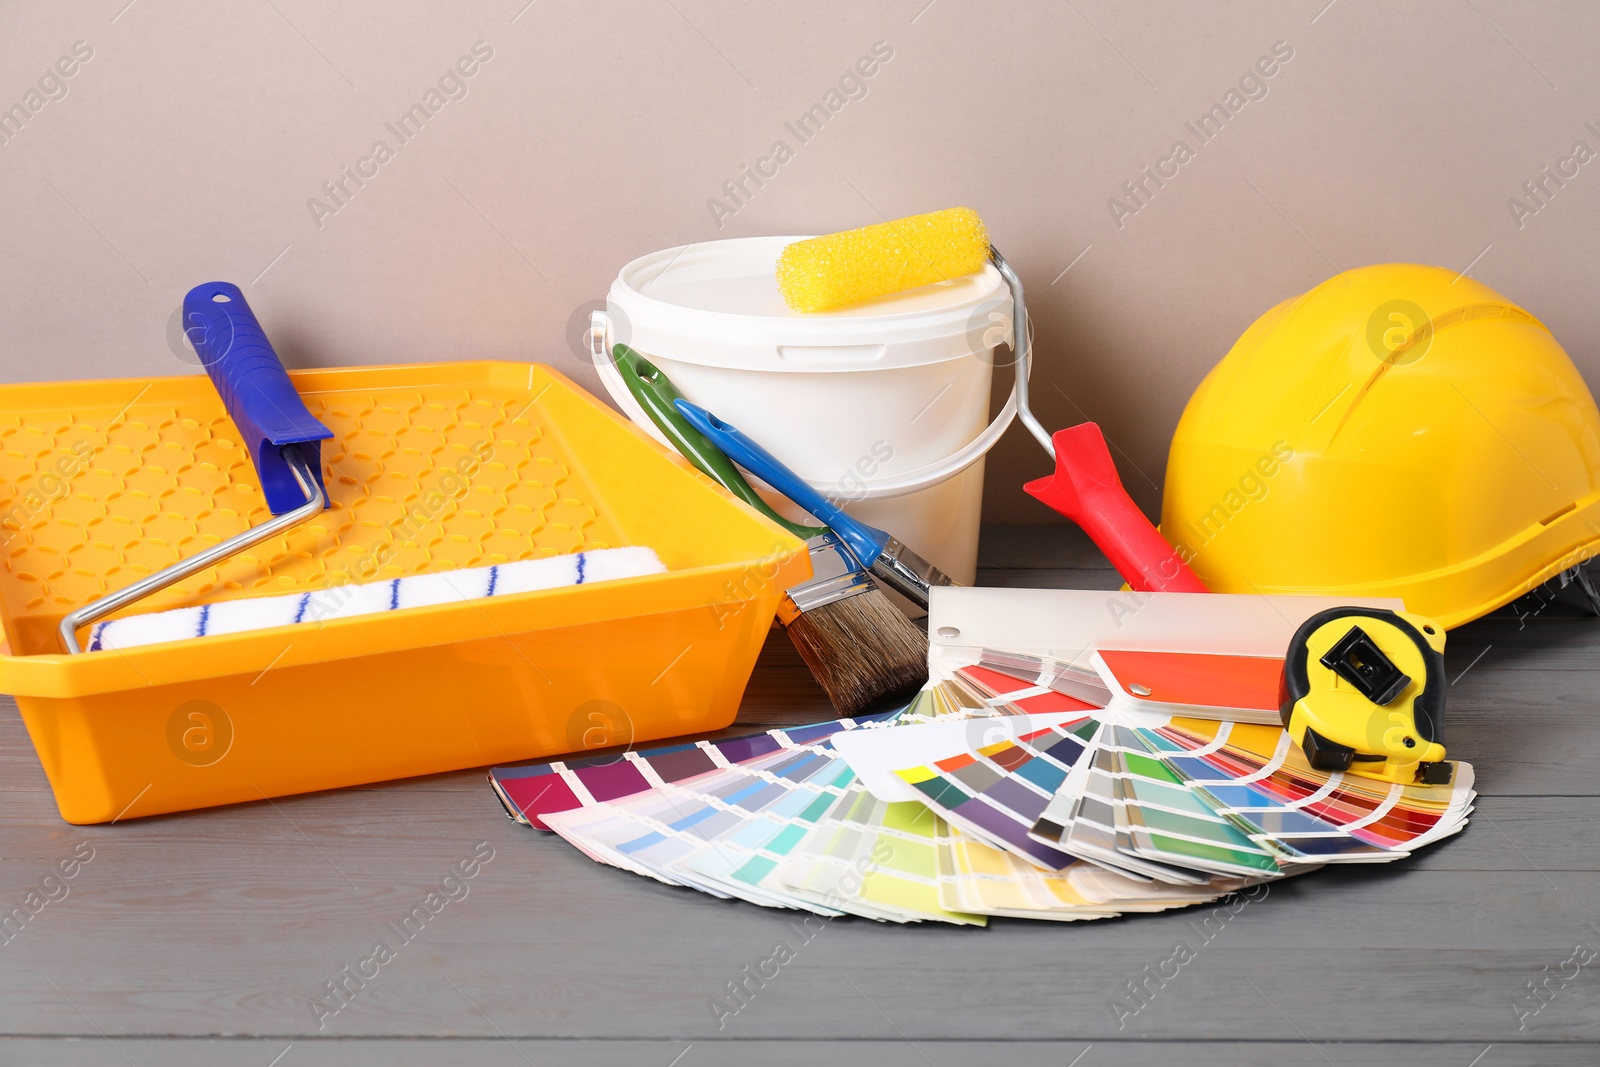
[613,345,826,541]
[611,349,927,717]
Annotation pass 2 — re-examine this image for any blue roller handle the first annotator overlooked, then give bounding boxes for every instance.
[673,399,890,569]
[182,281,332,514]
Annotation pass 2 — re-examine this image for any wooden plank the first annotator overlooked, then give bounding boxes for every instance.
[1444,667,1600,795]
[977,565,1127,590]
[976,524,1112,570]
[0,769,1596,1041]
[1439,612,1600,673]
[0,1037,1592,1067]
[976,524,1126,590]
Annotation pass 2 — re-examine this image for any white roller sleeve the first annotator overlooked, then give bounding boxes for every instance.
[87,546,666,652]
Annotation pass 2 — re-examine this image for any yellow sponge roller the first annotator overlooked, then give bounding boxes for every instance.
[776,207,990,313]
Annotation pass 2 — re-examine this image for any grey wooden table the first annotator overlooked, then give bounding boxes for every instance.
[2,526,1597,1066]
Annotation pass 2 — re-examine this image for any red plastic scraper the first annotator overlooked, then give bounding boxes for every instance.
[1023,422,1208,594]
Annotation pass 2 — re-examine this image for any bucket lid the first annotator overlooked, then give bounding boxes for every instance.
[605,235,1009,371]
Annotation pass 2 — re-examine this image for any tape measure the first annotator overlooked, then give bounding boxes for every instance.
[1279,607,1451,786]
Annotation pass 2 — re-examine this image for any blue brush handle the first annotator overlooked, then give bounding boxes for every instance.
[182,281,332,515]
[674,398,889,568]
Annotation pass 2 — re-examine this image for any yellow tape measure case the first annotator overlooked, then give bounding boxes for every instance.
[1279,607,1451,786]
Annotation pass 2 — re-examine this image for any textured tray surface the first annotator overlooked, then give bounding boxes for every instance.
[0,372,620,648]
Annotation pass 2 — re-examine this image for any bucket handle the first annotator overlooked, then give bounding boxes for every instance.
[591,313,674,451]
[827,249,1052,497]
[587,253,1041,501]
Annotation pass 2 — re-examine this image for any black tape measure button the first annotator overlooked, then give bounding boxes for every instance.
[1319,625,1412,705]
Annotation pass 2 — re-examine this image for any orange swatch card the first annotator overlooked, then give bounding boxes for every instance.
[1095,649,1284,721]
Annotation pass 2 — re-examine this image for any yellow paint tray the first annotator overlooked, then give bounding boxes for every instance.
[0,362,808,823]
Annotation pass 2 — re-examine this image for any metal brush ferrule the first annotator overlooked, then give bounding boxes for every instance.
[785,570,876,615]
[781,534,877,618]
[870,537,952,609]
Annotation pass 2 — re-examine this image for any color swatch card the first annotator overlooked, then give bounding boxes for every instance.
[961,656,1110,712]
[775,783,987,926]
[490,711,901,829]
[506,708,994,923]
[1064,723,1283,882]
[830,709,1089,805]
[932,819,1249,921]
[925,587,1405,672]
[1141,718,1477,860]
[1093,649,1286,725]
[555,755,852,912]
[542,746,864,915]
[880,717,1092,871]
[978,651,1113,708]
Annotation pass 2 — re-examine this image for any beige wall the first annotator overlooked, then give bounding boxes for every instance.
[3,0,1597,523]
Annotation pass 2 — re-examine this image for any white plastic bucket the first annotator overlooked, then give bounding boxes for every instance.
[592,236,1018,588]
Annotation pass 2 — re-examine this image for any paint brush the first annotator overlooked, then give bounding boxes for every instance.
[673,399,956,610]
[614,347,926,715]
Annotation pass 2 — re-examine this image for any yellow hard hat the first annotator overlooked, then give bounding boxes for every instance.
[1161,263,1600,629]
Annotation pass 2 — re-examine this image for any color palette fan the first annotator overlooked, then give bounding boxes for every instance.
[489,639,1473,925]
[493,686,1230,923]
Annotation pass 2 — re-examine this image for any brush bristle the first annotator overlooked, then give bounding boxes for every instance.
[776,207,990,313]
[783,588,928,715]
